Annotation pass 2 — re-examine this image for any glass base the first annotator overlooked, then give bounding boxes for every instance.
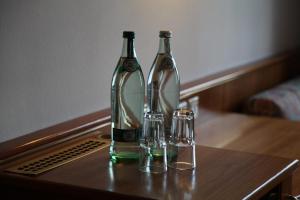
[110,142,139,163]
[139,144,167,173]
[168,162,195,170]
[167,143,196,170]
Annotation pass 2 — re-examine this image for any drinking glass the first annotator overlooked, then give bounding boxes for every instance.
[168,109,196,170]
[139,112,167,173]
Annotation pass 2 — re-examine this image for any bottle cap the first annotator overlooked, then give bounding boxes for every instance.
[159,31,172,38]
[123,31,135,39]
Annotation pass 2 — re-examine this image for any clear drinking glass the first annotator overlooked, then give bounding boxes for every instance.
[139,112,167,173]
[168,109,196,170]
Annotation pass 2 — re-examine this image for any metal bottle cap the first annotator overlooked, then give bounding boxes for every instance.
[123,31,135,39]
[159,31,172,38]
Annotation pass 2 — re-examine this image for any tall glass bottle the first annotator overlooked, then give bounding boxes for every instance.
[110,31,145,162]
[147,31,180,139]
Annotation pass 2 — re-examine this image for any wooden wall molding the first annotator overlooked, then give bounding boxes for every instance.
[0,109,110,161]
[181,50,300,111]
[180,50,300,100]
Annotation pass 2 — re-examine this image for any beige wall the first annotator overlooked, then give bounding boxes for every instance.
[1,0,300,142]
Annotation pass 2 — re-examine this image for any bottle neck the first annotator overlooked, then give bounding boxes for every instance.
[158,37,171,54]
[121,38,136,58]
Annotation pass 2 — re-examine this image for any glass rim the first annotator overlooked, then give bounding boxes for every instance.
[144,111,164,120]
[173,109,194,117]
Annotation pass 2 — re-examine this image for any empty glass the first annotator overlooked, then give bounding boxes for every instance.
[168,109,196,170]
[139,112,167,173]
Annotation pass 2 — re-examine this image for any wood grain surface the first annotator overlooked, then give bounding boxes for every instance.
[0,145,297,200]
[195,110,300,195]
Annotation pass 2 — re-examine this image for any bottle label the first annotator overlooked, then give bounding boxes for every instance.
[122,58,139,72]
[113,128,141,142]
[161,56,174,67]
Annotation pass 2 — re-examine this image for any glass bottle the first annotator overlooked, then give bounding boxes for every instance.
[147,31,180,139]
[110,31,145,162]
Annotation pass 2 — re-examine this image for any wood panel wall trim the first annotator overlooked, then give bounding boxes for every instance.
[0,109,111,161]
[1,49,299,162]
[180,50,298,100]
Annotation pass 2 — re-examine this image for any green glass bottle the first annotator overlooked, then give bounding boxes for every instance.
[110,31,145,162]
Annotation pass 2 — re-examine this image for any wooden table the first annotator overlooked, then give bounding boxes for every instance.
[0,144,298,200]
[195,110,300,195]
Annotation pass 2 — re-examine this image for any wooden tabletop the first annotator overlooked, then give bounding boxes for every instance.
[1,145,298,200]
[195,110,300,195]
